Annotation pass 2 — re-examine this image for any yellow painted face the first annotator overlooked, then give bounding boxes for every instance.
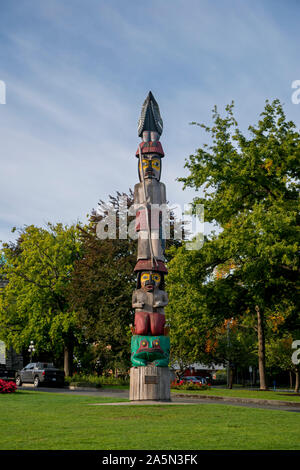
[140,272,161,288]
[138,156,161,180]
[152,273,161,286]
[151,158,161,171]
[141,273,150,285]
[139,159,149,173]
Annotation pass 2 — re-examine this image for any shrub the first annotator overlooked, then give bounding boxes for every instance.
[65,374,130,387]
[171,380,211,391]
[212,371,227,385]
[69,381,101,388]
[0,379,17,394]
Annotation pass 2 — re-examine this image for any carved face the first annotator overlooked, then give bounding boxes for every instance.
[131,335,170,366]
[136,338,163,355]
[138,155,161,181]
[140,271,161,292]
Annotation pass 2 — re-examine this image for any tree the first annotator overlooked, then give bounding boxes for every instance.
[0,223,83,375]
[69,190,184,375]
[202,316,258,389]
[68,192,137,374]
[167,100,299,389]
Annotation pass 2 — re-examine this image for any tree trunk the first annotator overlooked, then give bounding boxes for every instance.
[64,343,73,377]
[289,371,293,390]
[256,305,268,390]
[242,370,245,387]
[295,369,300,393]
[228,368,234,389]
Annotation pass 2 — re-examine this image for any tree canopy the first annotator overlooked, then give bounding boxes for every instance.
[0,223,83,374]
[68,192,137,373]
[166,100,300,387]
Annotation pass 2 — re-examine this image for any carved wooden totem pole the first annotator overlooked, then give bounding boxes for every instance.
[130,92,171,401]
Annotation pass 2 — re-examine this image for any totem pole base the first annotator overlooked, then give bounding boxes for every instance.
[130,366,171,401]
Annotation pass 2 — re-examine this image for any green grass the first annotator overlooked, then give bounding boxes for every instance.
[0,390,300,450]
[171,388,300,402]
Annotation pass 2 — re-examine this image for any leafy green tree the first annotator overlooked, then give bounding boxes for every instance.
[167,100,299,389]
[69,190,183,375]
[266,333,300,392]
[201,317,258,388]
[166,246,249,373]
[0,223,82,375]
[68,192,137,374]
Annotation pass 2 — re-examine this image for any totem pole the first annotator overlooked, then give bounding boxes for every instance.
[130,92,171,401]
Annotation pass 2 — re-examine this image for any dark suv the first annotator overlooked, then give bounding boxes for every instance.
[15,362,65,387]
[0,364,16,382]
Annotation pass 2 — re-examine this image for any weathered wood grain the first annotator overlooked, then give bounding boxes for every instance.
[130,366,170,401]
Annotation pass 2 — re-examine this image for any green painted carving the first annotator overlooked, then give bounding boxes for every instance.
[131,335,170,367]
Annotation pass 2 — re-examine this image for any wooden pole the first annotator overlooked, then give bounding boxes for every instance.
[130,366,171,401]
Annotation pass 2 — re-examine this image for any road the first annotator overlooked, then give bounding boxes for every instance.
[18,385,300,412]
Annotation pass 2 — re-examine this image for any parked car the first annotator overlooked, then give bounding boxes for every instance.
[15,362,65,387]
[182,376,207,385]
[0,364,16,382]
[193,376,208,385]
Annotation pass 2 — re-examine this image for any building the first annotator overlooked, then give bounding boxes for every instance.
[171,362,225,381]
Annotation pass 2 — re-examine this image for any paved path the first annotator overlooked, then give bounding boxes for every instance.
[18,385,300,412]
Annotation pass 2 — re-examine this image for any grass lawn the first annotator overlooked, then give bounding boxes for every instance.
[0,390,300,450]
[171,388,300,402]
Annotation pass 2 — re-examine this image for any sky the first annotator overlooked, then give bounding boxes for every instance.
[0,0,300,244]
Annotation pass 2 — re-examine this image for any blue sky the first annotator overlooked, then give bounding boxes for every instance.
[0,0,300,243]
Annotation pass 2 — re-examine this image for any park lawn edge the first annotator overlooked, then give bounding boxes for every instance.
[1,390,300,450]
[171,388,300,402]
